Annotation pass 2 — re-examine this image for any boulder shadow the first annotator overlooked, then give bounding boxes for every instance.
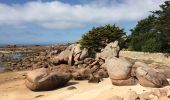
[32,81,79,92]
[65,81,79,87]
[51,81,79,91]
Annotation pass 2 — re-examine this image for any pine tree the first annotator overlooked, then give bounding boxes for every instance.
[153,1,170,52]
[80,24,126,54]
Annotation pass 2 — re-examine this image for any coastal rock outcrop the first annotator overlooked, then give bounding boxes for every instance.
[51,43,109,82]
[25,68,72,91]
[148,63,170,79]
[133,61,148,68]
[131,61,149,77]
[68,44,89,66]
[136,66,169,88]
[23,41,170,90]
[96,41,120,60]
[51,43,89,66]
[51,50,71,64]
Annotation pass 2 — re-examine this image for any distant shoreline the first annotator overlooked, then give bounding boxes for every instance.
[0,42,73,48]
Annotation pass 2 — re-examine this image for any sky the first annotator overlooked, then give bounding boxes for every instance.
[0,0,166,45]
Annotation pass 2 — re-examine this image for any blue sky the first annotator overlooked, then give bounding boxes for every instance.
[0,0,166,45]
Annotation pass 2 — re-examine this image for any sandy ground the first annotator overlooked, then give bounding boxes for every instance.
[0,71,155,100]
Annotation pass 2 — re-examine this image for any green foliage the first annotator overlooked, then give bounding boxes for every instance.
[79,1,170,53]
[153,0,170,52]
[128,0,170,53]
[80,24,126,54]
[128,15,163,52]
[141,38,163,52]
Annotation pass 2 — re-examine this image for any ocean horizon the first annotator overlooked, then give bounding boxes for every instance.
[0,41,74,47]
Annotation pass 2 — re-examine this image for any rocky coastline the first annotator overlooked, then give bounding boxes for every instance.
[0,44,68,72]
[1,43,170,100]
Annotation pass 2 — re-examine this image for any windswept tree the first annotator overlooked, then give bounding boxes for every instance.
[128,0,170,53]
[128,15,163,52]
[79,24,126,54]
[153,0,170,52]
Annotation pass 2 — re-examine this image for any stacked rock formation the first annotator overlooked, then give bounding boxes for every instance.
[94,41,168,87]
[25,41,170,91]
[50,43,109,82]
[106,57,137,86]
[96,41,120,60]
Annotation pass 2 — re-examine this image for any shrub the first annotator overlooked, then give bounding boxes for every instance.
[141,38,163,52]
[79,24,126,55]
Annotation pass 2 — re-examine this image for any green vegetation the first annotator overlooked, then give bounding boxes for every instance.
[127,0,170,53]
[80,1,170,53]
[127,15,163,52]
[79,24,126,54]
[153,1,170,52]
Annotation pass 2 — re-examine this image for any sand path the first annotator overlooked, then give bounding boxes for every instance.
[0,71,153,100]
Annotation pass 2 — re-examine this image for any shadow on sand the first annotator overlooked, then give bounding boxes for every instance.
[32,81,79,92]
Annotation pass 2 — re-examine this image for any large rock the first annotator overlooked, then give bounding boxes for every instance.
[133,61,148,68]
[156,66,170,79]
[52,50,71,64]
[83,58,95,64]
[136,66,169,88]
[106,57,132,80]
[79,48,88,60]
[72,68,91,80]
[131,61,148,77]
[97,69,109,78]
[68,44,88,65]
[88,74,101,83]
[72,44,88,60]
[25,68,72,91]
[26,68,49,83]
[51,43,88,66]
[148,63,170,79]
[96,41,120,60]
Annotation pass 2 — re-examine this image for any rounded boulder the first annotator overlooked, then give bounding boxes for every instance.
[25,68,72,91]
[136,66,169,88]
[106,57,132,80]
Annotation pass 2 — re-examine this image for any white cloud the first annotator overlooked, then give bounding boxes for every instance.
[0,0,166,29]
